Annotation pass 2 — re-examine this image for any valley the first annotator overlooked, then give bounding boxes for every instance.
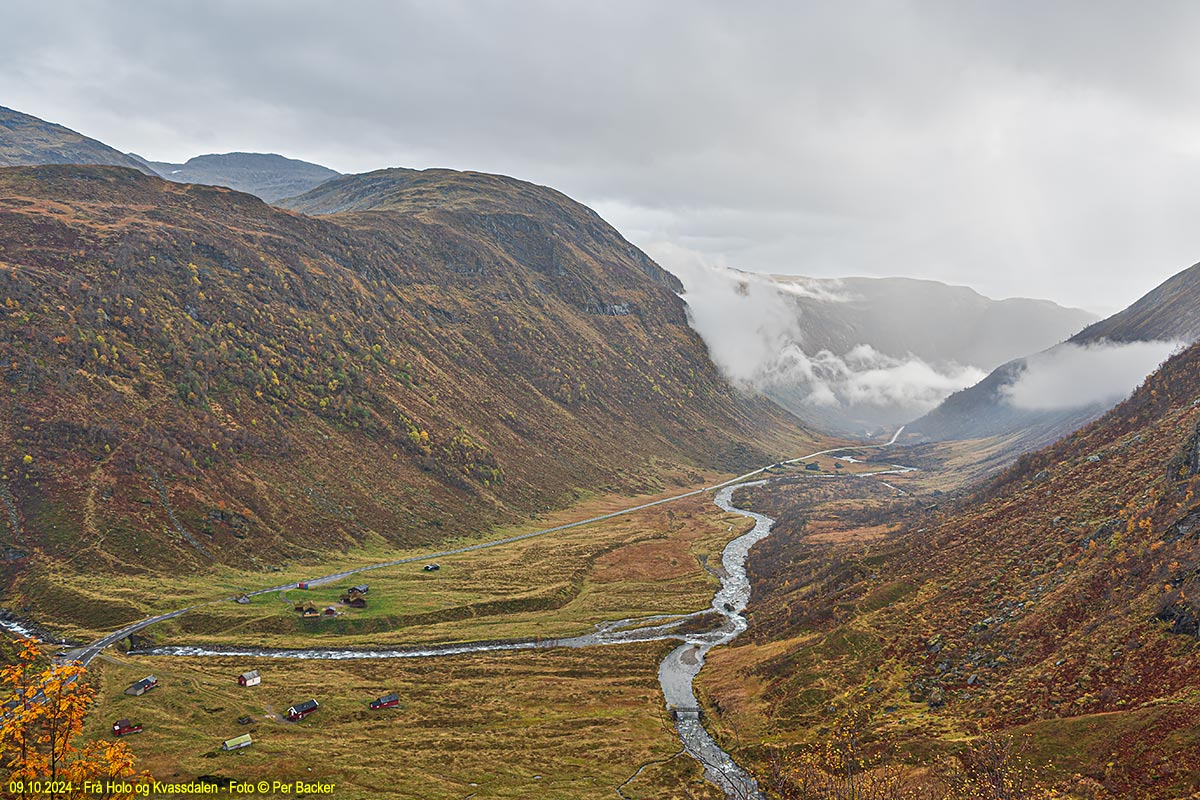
[698,341,1200,799]
[2,96,1199,799]
[66,439,924,799]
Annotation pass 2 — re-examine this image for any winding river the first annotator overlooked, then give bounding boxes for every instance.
[130,482,778,798]
[33,451,911,797]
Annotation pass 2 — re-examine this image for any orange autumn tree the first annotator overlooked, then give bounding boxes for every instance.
[0,638,142,796]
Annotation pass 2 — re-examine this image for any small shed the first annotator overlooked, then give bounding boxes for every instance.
[286,699,319,721]
[302,607,320,618]
[235,594,251,605]
[237,670,260,687]
[370,692,400,710]
[323,606,337,616]
[221,733,253,751]
[112,719,143,736]
[352,584,369,595]
[124,675,159,696]
[346,595,367,609]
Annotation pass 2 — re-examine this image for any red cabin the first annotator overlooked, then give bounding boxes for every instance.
[112,719,143,736]
[286,699,319,721]
[369,693,399,710]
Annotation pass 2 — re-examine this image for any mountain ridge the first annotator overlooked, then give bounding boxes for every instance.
[0,164,811,632]
[905,262,1200,457]
[145,151,340,202]
[0,106,156,175]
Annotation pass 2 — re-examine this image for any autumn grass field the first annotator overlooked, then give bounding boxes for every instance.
[20,466,764,643]
[46,444,957,799]
[63,471,772,798]
[86,644,723,800]
[114,483,759,650]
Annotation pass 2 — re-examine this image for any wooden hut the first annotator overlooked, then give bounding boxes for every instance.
[221,733,252,751]
[286,699,319,721]
[369,692,400,710]
[237,670,260,687]
[124,676,159,696]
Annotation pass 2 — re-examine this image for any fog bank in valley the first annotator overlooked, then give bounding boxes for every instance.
[659,245,1095,435]
[1002,340,1184,412]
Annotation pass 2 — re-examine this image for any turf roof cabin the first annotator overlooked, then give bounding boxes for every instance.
[294,601,319,617]
[222,733,252,751]
[124,676,158,696]
[339,588,367,608]
[237,670,260,687]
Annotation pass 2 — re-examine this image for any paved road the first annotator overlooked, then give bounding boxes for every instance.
[60,433,906,666]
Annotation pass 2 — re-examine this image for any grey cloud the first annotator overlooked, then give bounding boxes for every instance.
[1001,340,1183,412]
[659,247,988,429]
[5,2,1200,310]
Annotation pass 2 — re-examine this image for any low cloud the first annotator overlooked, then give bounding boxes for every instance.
[656,244,986,425]
[772,344,986,412]
[1002,339,1183,411]
[653,243,818,385]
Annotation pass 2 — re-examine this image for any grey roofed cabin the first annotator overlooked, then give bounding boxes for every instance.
[124,675,158,696]
[352,584,369,594]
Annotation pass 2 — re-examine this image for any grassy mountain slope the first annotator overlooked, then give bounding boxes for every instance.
[0,165,810,630]
[144,152,340,202]
[1070,262,1200,344]
[277,166,683,293]
[0,107,156,175]
[907,263,1200,458]
[704,340,1200,797]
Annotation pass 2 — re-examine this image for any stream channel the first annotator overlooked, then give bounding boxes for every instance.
[128,481,777,798]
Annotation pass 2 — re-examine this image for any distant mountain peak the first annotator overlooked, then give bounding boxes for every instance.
[142,151,340,203]
[0,106,157,175]
[906,259,1200,463]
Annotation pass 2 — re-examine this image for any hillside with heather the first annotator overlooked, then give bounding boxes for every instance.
[0,164,810,631]
[0,106,156,175]
[702,340,1200,797]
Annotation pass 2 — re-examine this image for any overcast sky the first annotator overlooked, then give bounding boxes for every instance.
[6,1,1200,313]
